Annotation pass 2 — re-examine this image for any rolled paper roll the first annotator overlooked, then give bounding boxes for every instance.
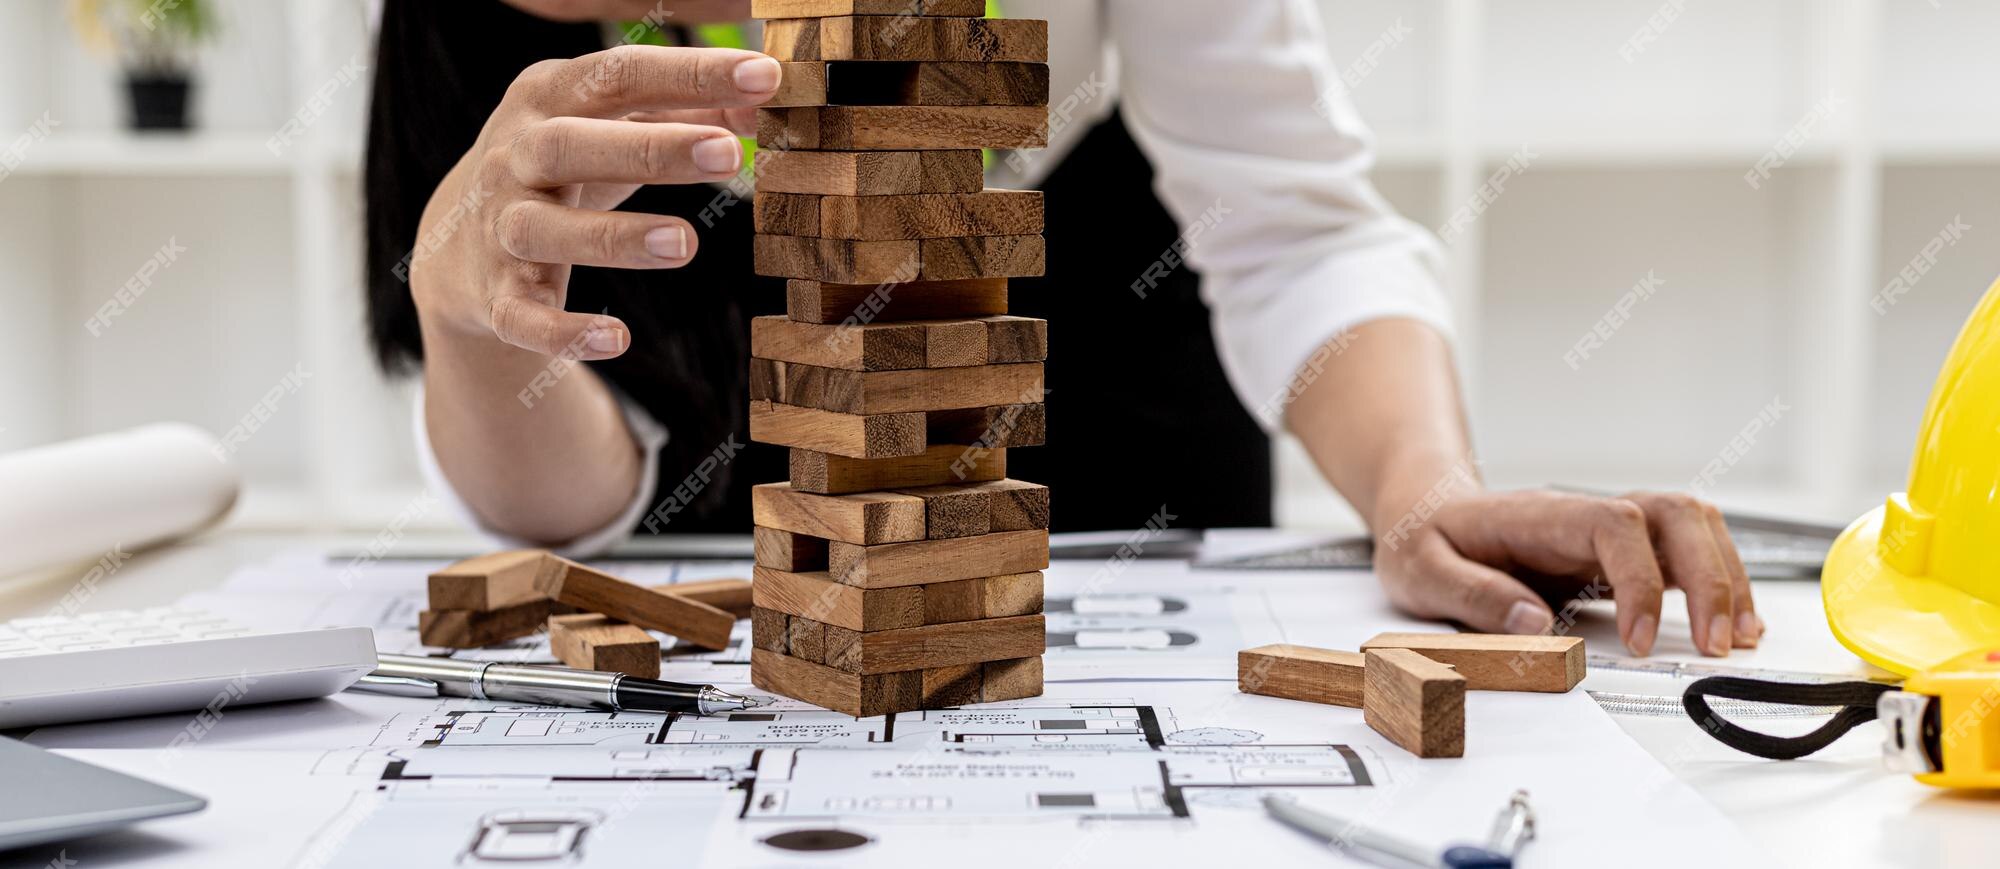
[0,423,239,578]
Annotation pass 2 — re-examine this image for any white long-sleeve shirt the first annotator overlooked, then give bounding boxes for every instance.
[417,0,1452,554]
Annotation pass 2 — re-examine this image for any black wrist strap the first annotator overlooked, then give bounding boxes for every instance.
[1680,676,1896,760]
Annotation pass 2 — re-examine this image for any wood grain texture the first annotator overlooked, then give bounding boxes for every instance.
[754,526,830,571]
[1238,644,1365,708]
[754,234,918,283]
[754,150,982,196]
[1363,648,1466,758]
[1360,632,1585,693]
[751,647,923,717]
[978,572,1044,618]
[814,190,1045,240]
[535,558,736,650]
[548,614,660,678]
[426,549,557,611]
[928,402,1047,448]
[796,612,1045,674]
[752,359,1045,415]
[921,663,985,707]
[652,578,754,619]
[752,0,985,16]
[751,482,927,545]
[830,529,1050,588]
[787,613,827,663]
[812,17,1049,62]
[751,316,927,372]
[981,656,1043,702]
[903,482,991,539]
[980,316,1047,363]
[760,106,1049,151]
[919,235,1046,279]
[753,566,925,631]
[924,320,988,367]
[749,399,926,458]
[759,17,822,62]
[752,191,824,237]
[752,607,789,653]
[417,600,554,648]
[786,278,1008,324]
[766,61,827,107]
[971,479,1050,531]
[792,445,1004,494]
[828,61,1050,106]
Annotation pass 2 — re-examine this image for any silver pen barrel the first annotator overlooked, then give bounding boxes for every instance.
[479,663,621,709]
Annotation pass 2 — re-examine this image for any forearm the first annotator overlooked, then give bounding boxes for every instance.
[1284,318,1479,535]
[419,314,643,545]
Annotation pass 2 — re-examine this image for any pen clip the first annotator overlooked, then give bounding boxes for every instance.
[349,674,444,698]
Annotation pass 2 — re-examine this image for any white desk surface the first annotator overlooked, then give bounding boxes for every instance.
[1,529,1991,869]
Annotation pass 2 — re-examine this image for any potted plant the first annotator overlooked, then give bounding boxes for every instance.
[69,0,219,131]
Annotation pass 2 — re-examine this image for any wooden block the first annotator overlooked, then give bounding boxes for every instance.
[903,483,991,539]
[759,106,1049,151]
[535,558,736,650]
[919,579,984,623]
[921,235,1046,279]
[753,359,1045,416]
[981,656,1043,702]
[751,648,923,717]
[791,17,1048,63]
[1237,644,1366,708]
[978,572,1043,618]
[751,606,790,653]
[921,663,985,707]
[972,479,1050,531]
[548,614,660,678]
[753,566,925,631]
[827,61,1050,107]
[426,549,556,611]
[815,190,1045,241]
[791,444,1005,494]
[417,600,553,648]
[750,315,927,371]
[928,403,1047,448]
[753,191,823,237]
[755,150,983,196]
[787,613,827,664]
[755,234,918,283]
[1360,633,1586,693]
[752,0,986,18]
[786,278,1007,325]
[924,320,988,367]
[653,578,754,619]
[981,316,1047,363]
[751,482,927,545]
[766,61,827,108]
[759,18,821,62]
[796,612,1045,674]
[750,400,926,458]
[830,529,1050,588]
[754,526,830,572]
[1363,648,1466,758]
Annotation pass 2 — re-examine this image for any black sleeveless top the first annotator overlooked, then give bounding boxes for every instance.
[603,114,1271,534]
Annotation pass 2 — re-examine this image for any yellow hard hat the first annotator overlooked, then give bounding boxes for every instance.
[1824,275,2000,676]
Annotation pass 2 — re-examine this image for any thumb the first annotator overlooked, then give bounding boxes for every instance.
[1399,543,1555,635]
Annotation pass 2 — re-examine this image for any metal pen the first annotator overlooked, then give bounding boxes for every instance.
[1261,790,1536,869]
[348,653,765,716]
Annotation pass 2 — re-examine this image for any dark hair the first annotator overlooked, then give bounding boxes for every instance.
[363,1,769,524]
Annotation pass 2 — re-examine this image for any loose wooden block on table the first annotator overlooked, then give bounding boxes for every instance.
[548,614,660,679]
[534,558,737,650]
[827,61,1051,107]
[751,0,985,18]
[758,191,1044,241]
[791,444,1005,495]
[751,648,922,718]
[1363,648,1466,758]
[758,106,1050,151]
[751,357,1045,415]
[750,399,926,458]
[751,482,927,545]
[754,568,1041,629]
[754,234,1046,283]
[1237,644,1366,708]
[654,578,754,619]
[754,526,829,572]
[763,16,1047,63]
[426,549,558,611]
[811,612,1045,674]
[830,529,1050,588]
[418,599,554,648]
[785,278,1008,325]
[767,61,827,107]
[755,150,984,196]
[1360,632,1585,693]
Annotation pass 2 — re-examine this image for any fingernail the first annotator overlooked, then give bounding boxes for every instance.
[586,329,624,354]
[1503,601,1551,636]
[692,136,741,174]
[733,56,782,93]
[1627,613,1657,657]
[1707,614,1732,657]
[1735,611,1761,648]
[645,226,687,260]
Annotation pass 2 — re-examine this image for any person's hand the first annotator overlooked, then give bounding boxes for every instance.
[408,45,779,360]
[499,0,749,24]
[1372,489,1762,657]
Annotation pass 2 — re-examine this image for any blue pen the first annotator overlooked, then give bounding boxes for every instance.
[1261,790,1535,869]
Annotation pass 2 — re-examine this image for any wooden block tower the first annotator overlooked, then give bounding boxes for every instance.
[746,0,1052,717]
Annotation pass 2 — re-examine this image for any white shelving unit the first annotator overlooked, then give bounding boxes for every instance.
[4,0,1997,533]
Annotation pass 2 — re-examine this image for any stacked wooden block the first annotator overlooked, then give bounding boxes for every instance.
[747,0,1053,717]
[421,549,752,679]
